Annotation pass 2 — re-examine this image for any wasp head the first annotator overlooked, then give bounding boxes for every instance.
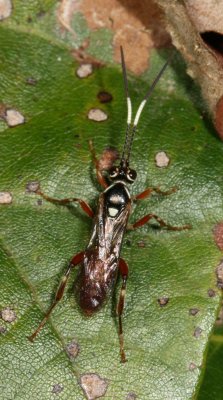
[109,161,137,184]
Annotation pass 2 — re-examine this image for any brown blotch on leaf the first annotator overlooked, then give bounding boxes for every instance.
[26,77,38,86]
[79,0,170,75]
[126,392,137,400]
[0,326,7,334]
[80,373,108,400]
[216,260,223,289]
[66,340,80,359]
[98,147,119,171]
[189,362,197,371]
[158,296,169,307]
[189,308,199,316]
[137,240,146,248]
[193,327,202,338]
[52,383,64,394]
[213,222,223,250]
[26,181,40,193]
[97,91,113,104]
[1,307,17,323]
[208,288,216,298]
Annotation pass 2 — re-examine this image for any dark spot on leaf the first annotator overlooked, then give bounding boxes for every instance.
[26,181,40,193]
[98,147,119,171]
[1,307,17,323]
[208,289,216,298]
[126,392,137,400]
[193,327,202,338]
[189,362,197,371]
[189,308,199,316]
[216,260,223,289]
[158,297,169,307]
[80,373,108,400]
[26,77,38,86]
[126,239,131,247]
[213,222,223,250]
[137,240,146,248]
[52,383,64,394]
[0,326,7,334]
[27,16,33,23]
[36,9,46,19]
[37,199,43,206]
[97,91,113,103]
[66,340,80,359]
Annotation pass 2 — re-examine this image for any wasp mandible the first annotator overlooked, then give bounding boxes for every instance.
[28,48,190,363]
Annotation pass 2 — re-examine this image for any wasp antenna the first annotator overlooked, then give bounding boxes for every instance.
[120,46,132,126]
[133,55,172,127]
[120,46,133,166]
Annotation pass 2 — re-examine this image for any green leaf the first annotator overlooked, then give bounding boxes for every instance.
[0,3,222,399]
[196,318,223,399]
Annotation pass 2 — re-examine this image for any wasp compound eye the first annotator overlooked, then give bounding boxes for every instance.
[109,166,119,179]
[127,168,137,183]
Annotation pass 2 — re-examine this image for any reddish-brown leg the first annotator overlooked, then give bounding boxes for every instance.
[130,214,191,231]
[89,140,108,189]
[28,251,84,342]
[133,186,177,201]
[117,258,129,363]
[36,189,94,218]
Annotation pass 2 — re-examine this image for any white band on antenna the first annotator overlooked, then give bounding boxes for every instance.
[133,99,146,127]
[127,97,132,125]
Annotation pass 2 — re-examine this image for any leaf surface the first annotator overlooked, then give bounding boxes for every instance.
[0,3,222,399]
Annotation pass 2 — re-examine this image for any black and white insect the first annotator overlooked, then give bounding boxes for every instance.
[28,48,190,363]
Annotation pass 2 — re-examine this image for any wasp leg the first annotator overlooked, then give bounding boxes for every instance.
[28,251,84,342]
[36,189,94,218]
[130,214,191,231]
[89,140,108,189]
[117,258,129,363]
[133,186,177,201]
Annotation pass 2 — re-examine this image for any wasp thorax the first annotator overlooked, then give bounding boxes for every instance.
[109,164,137,184]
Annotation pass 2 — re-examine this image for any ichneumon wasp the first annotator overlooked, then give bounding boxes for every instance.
[28,48,190,363]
